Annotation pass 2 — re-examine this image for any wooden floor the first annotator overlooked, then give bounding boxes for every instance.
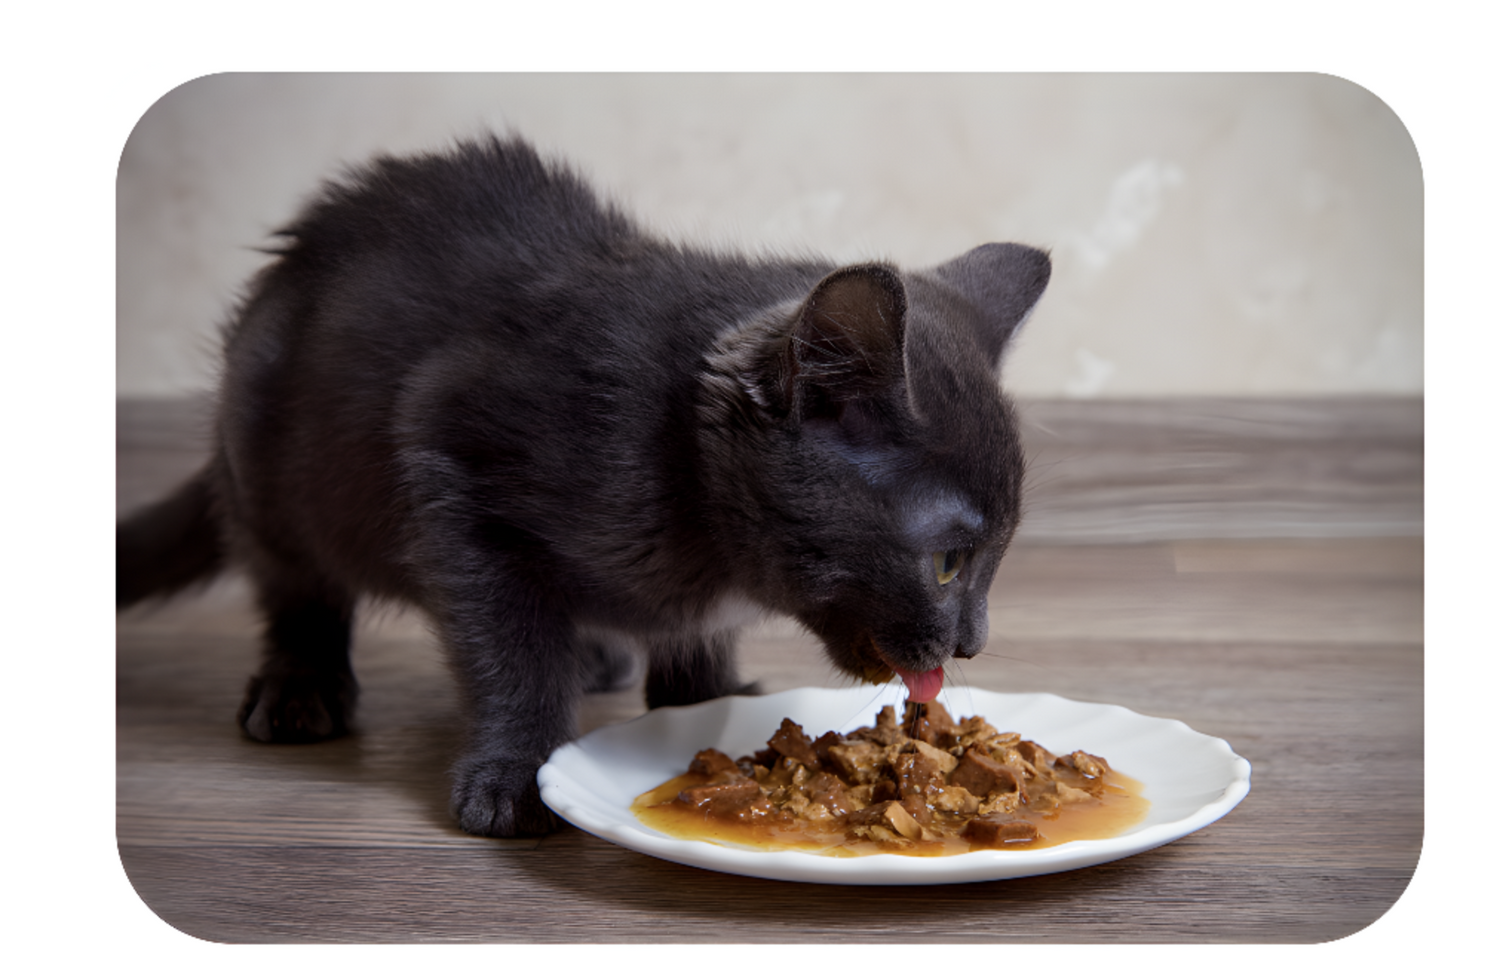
[116,397,1423,943]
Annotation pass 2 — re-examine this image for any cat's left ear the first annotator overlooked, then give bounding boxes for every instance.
[778,263,907,419]
[932,243,1051,367]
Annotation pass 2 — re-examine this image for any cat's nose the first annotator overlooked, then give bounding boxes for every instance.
[954,614,987,659]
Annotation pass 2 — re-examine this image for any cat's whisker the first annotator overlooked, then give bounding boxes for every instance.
[1019,453,1082,498]
[941,661,979,721]
[969,644,1043,671]
[1023,417,1062,440]
[833,678,901,735]
[818,661,903,732]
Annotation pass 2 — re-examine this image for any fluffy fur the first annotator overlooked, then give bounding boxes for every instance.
[116,135,1051,836]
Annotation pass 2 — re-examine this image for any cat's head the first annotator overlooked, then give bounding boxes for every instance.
[701,243,1050,695]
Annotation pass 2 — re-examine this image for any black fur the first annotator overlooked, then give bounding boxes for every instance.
[116,135,1051,837]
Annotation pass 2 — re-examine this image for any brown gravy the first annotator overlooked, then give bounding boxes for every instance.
[632,702,1149,857]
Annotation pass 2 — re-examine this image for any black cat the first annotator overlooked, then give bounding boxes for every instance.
[116,135,1051,837]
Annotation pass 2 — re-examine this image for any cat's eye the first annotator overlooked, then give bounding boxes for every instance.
[933,549,965,585]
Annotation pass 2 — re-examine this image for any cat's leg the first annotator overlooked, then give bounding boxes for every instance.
[237,556,359,743]
[645,632,760,709]
[444,633,585,835]
[429,557,592,837]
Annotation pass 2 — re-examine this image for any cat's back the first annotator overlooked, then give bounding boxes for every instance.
[280,135,636,278]
[233,135,816,377]
[214,136,822,603]
[222,135,684,432]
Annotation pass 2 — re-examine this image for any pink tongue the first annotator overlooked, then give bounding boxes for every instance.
[896,667,944,703]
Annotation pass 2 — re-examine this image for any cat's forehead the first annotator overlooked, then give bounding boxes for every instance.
[837,409,1019,545]
[896,277,1025,526]
[895,478,985,542]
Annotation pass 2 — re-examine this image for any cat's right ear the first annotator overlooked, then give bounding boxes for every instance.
[932,243,1051,367]
[775,264,907,421]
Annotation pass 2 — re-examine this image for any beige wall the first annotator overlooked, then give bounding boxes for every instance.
[116,73,1421,398]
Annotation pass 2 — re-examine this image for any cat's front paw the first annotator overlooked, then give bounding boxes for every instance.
[238,667,357,743]
[450,755,558,837]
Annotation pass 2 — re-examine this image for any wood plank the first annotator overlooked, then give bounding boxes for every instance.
[118,839,1414,944]
[1016,397,1422,541]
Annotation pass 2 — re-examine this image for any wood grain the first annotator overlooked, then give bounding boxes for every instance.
[116,397,1423,943]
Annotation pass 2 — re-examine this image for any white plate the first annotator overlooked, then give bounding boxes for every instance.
[538,686,1251,885]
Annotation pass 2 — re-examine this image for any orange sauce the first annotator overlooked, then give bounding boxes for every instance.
[633,768,1149,857]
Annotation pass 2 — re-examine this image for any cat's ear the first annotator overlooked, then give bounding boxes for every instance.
[932,243,1051,366]
[779,263,907,419]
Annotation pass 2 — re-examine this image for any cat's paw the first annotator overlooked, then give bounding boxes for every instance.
[450,755,558,837]
[238,667,357,743]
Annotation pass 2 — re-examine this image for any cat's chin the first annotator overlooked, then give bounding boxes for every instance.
[841,632,948,701]
[843,630,896,685]
[839,636,946,703]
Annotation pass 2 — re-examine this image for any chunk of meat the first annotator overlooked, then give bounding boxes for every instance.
[1057,750,1110,778]
[904,700,959,747]
[895,748,945,799]
[961,815,1041,846]
[778,788,813,818]
[994,744,1040,779]
[851,801,927,841]
[899,795,935,828]
[911,739,958,774]
[948,749,1027,801]
[678,776,763,808]
[804,770,856,817]
[1015,740,1055,769]
[976,792,1021,816]
[922,700,956,732]
[763,754,805,787]
[825,740,887,784]
[929,784,980,815]
[741,746,779,770]
[1054,781,1095,805]
[768,718,819,768]
[952,715,1000,747]
[850,705,908,746]
[811,730,845,766]
[687,748,741,778]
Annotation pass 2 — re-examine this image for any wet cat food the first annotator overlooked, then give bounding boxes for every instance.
[633,701,1148,856]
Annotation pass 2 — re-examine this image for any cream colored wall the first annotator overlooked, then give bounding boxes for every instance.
[116,73,1421,398]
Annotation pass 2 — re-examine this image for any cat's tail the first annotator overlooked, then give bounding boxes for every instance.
[117,465,227,608]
